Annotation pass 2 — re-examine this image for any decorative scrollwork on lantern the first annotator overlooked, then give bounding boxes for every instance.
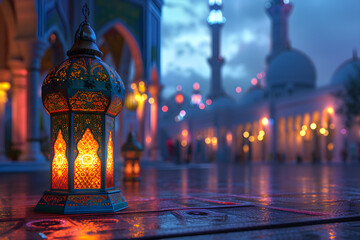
[35,5,128,214]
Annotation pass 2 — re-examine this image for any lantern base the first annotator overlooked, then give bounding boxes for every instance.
[35,190,128,214]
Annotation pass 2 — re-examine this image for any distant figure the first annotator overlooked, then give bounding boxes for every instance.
[186,144,192,164]
[166,139,174,162]
[341,149,348,163]
[296,154,302,164]
[195,140,202,163]
[174,140,181,164]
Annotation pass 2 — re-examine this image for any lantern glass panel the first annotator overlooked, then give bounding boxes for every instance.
[52,130,68,190]
[106,132,114,188]
[74,128,101,189]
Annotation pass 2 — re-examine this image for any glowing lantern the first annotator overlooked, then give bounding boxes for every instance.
[35,6,128,214]
[124,92,138,111]
[122,132,143,181]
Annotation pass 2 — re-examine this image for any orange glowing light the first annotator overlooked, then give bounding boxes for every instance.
[181,140,187,147]
[327,107,334,114]
[145,136,152,144]
[125,162,133,177]
[261,117,269,126]
[133,162,140,177]
[328,143,334,151]
[182,129,188,137]
[205,137,211,144]
[226,133,232,142]
[243,144,249,153]
[106,132,114,188]
[175,93,184,104]
[0,82,10,91]
[131,83,137,90]
[52,130,68,189]
[74,128,101,189]
[211,137,217,145]
[148,97,154,104]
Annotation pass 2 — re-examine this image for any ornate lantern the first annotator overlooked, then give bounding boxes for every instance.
[35,5,128,214]
[121,132,143,181]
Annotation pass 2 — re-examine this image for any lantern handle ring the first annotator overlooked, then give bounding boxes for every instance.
[82,3,90,21]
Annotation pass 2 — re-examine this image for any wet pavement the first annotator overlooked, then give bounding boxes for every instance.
[1,163,360,239]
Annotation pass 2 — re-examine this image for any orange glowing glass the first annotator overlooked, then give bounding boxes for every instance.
[133,162,140,177]
[125,162,133,178]
[52,130,68,189]
[106,132,114,188]
[74,128,101,189]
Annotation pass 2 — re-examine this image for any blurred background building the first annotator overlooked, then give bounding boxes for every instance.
[159,0,360,164]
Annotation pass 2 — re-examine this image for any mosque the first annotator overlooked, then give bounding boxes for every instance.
[159,0,360,163]
[0,0,163,164]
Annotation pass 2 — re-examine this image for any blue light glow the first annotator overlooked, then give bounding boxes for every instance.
[209,0,222,6]
[207,10,226,25]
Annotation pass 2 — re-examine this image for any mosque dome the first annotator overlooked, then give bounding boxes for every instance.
[331,50,360,84]
[241,85,266,104]
[266,49,316,89]
[210,96,234,110]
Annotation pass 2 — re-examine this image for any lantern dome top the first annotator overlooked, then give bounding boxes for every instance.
[67,21,103,58]
[121,132,143,152]
[42,16,125,117]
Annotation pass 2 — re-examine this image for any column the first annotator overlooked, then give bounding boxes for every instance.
[8,61,27,153]
[0,69,11,162]
[18,39,48,162]
[148,83,162,161]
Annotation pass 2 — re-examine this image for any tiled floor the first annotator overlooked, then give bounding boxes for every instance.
[1,163,360,239]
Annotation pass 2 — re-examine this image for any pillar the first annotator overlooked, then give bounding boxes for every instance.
[8,61,27,152]
[0,69,11,162]
[18,39,48,162]
[149,83,162,161]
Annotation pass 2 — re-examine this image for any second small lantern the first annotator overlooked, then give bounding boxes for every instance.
[122,132,143,181]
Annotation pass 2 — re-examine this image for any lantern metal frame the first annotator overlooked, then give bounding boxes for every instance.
[35,5,128,214]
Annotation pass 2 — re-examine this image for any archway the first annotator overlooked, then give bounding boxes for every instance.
[97,22,144,158]
[39,31,66,160]
[97,21,143,82]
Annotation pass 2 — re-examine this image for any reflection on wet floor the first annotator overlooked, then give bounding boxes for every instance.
[1,163,360,239]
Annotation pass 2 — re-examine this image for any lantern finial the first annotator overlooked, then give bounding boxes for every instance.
[82,3,90,22]
[67,4,103,58]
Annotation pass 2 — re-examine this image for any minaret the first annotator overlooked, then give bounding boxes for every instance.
[266,0,293,63]
[207,0,226,100]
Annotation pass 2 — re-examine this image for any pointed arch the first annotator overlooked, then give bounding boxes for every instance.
[97,20,143,80]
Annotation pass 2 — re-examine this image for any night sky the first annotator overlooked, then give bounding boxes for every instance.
[161,0,360,100]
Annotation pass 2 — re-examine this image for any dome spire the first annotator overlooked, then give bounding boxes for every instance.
[266,0,293,63]
[67,3,103,58]
[353,49,358,60]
